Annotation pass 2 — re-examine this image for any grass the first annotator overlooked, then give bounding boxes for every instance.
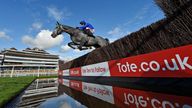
[0,76,36,107]
[37,75,58,79]
[0,75,58,107]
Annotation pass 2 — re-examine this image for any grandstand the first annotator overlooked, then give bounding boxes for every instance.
[0,47,59,77]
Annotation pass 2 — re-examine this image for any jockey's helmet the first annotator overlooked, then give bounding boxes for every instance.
[80,20,86,25]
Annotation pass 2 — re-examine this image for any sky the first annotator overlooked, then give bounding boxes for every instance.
[0,0,164,61]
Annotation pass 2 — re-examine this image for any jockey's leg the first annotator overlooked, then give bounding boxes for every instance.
[84,29,95,38]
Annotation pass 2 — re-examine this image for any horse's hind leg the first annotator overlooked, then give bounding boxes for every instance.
[97,38,109,48]
[68,42,77,49]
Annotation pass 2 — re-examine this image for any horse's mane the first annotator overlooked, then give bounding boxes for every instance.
[62,24,75,30]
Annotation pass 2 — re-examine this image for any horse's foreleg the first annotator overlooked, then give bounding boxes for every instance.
[78,38,87,50]
[68,42,76,49]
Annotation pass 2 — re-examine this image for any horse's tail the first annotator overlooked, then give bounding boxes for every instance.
[105,38,110,45]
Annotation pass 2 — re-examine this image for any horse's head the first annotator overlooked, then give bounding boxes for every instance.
[51,21,63,38]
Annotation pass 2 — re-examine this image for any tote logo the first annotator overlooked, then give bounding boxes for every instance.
[69,67,81,76]
[113,87,192,108]
[70,80,82,91]
[109,45,192,77]
[115,54,191,73]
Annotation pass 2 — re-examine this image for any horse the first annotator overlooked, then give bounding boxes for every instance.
[51,22,110,50]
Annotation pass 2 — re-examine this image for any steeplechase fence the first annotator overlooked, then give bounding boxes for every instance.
[59,0,192,71]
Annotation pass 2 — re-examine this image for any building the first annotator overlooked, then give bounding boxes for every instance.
[0,47,59,77]
[0,54,3,65]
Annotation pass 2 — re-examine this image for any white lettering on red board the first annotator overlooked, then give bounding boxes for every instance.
[116,54,191,73]
[113,87,192,108]
[109,45,192,77]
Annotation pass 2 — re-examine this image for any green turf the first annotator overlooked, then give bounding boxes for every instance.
[37,75,58,79]
[0,77,36,107]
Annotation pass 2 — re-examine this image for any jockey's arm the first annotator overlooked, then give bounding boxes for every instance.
[78,24,88,30]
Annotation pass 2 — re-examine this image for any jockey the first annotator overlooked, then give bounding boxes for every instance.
[77,20,95,38]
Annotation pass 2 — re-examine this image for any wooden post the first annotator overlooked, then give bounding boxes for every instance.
[11,66,15,78]
[0,66,1,77]
[36,79,39,89]
[37,66,40,77]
